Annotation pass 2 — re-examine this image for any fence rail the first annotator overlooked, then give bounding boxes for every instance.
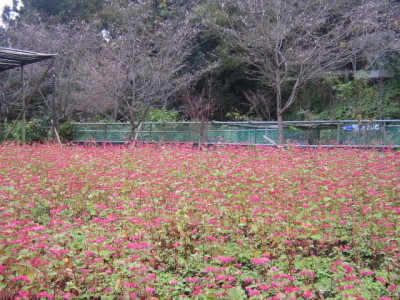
[73,120,400,147]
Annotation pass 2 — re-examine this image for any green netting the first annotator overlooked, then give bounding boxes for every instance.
[74,123,131,142]
[386,125,400,146]
[138,123,268,144]
[73,121,400,146]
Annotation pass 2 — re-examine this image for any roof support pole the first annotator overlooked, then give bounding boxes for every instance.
[21,65,25,145]
[51,60,56,141]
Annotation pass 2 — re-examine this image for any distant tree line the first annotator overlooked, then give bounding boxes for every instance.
[1,0,399,142]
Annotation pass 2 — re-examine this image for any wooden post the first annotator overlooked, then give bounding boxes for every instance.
[50,119,62,146]
[135,122,143,141]
[263,135,279,147]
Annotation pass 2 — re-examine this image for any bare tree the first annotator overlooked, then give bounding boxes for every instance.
[4,21,100,130]
[0,71,22,123]
[181,80,216,146]
[82,0,210,140]
[243,90,273,120]
[207,0,379,143]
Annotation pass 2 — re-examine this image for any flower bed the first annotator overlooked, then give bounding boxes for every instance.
[0,144,399,299]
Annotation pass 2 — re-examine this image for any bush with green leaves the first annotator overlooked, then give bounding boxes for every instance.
[59,122,75,142]
[144,108,181,122]
[2,118,50,143]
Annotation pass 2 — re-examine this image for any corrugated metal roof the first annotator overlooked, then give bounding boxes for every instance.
[0,47,55,72]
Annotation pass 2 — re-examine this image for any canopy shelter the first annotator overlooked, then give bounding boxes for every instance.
[0,47,57,144]
[0,47,55,72]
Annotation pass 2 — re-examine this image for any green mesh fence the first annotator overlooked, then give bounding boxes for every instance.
[73,120,400,147]
[73,123,131,142]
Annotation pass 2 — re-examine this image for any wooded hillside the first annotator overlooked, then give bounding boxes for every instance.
[1,0,399,141]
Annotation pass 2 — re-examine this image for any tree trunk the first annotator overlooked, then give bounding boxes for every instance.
[130,123,136,142]
[277,110,284,145]
[129,110,136,142]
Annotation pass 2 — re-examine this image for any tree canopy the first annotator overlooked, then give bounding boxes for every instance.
[16,0,105,22]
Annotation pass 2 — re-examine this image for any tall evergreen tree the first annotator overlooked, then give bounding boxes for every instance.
[4,0,105,23]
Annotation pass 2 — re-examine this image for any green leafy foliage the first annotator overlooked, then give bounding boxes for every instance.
[293,74,400,121]
[20,0,105,22]
[328,76,400,120]
[59,121,74,142]
[2,118,49,143]
[225,109,257,121]
[144,108,181,122]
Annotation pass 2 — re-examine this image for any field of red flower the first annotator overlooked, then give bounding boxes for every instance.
[0,144,399,299]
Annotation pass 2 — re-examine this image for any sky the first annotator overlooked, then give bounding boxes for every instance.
[0,0,20,26]
[0,0,14,13]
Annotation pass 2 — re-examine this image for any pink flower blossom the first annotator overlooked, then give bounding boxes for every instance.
[331,260,343,266]
[215,256,235,263]
[259,285,271,290]
[145,287,155,294]
[377,277,386,284]
[10,276,30,283]
[251,258,270,265]
[35,292,54,299]
[205,266,215,272]
[303,290,313,298]
[130,292,138,298]
[283,286,300,294]
[245,287,260,296]
[360,270,374,276]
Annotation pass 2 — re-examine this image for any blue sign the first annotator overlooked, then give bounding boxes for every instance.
[342,125,353,131]
[342,124,380,131]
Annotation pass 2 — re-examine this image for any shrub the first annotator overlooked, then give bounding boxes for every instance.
[2,118,49,143]
[59,121,74,142]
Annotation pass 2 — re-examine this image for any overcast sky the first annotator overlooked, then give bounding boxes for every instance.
[0,0,20,26]
[0,0,13,13]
